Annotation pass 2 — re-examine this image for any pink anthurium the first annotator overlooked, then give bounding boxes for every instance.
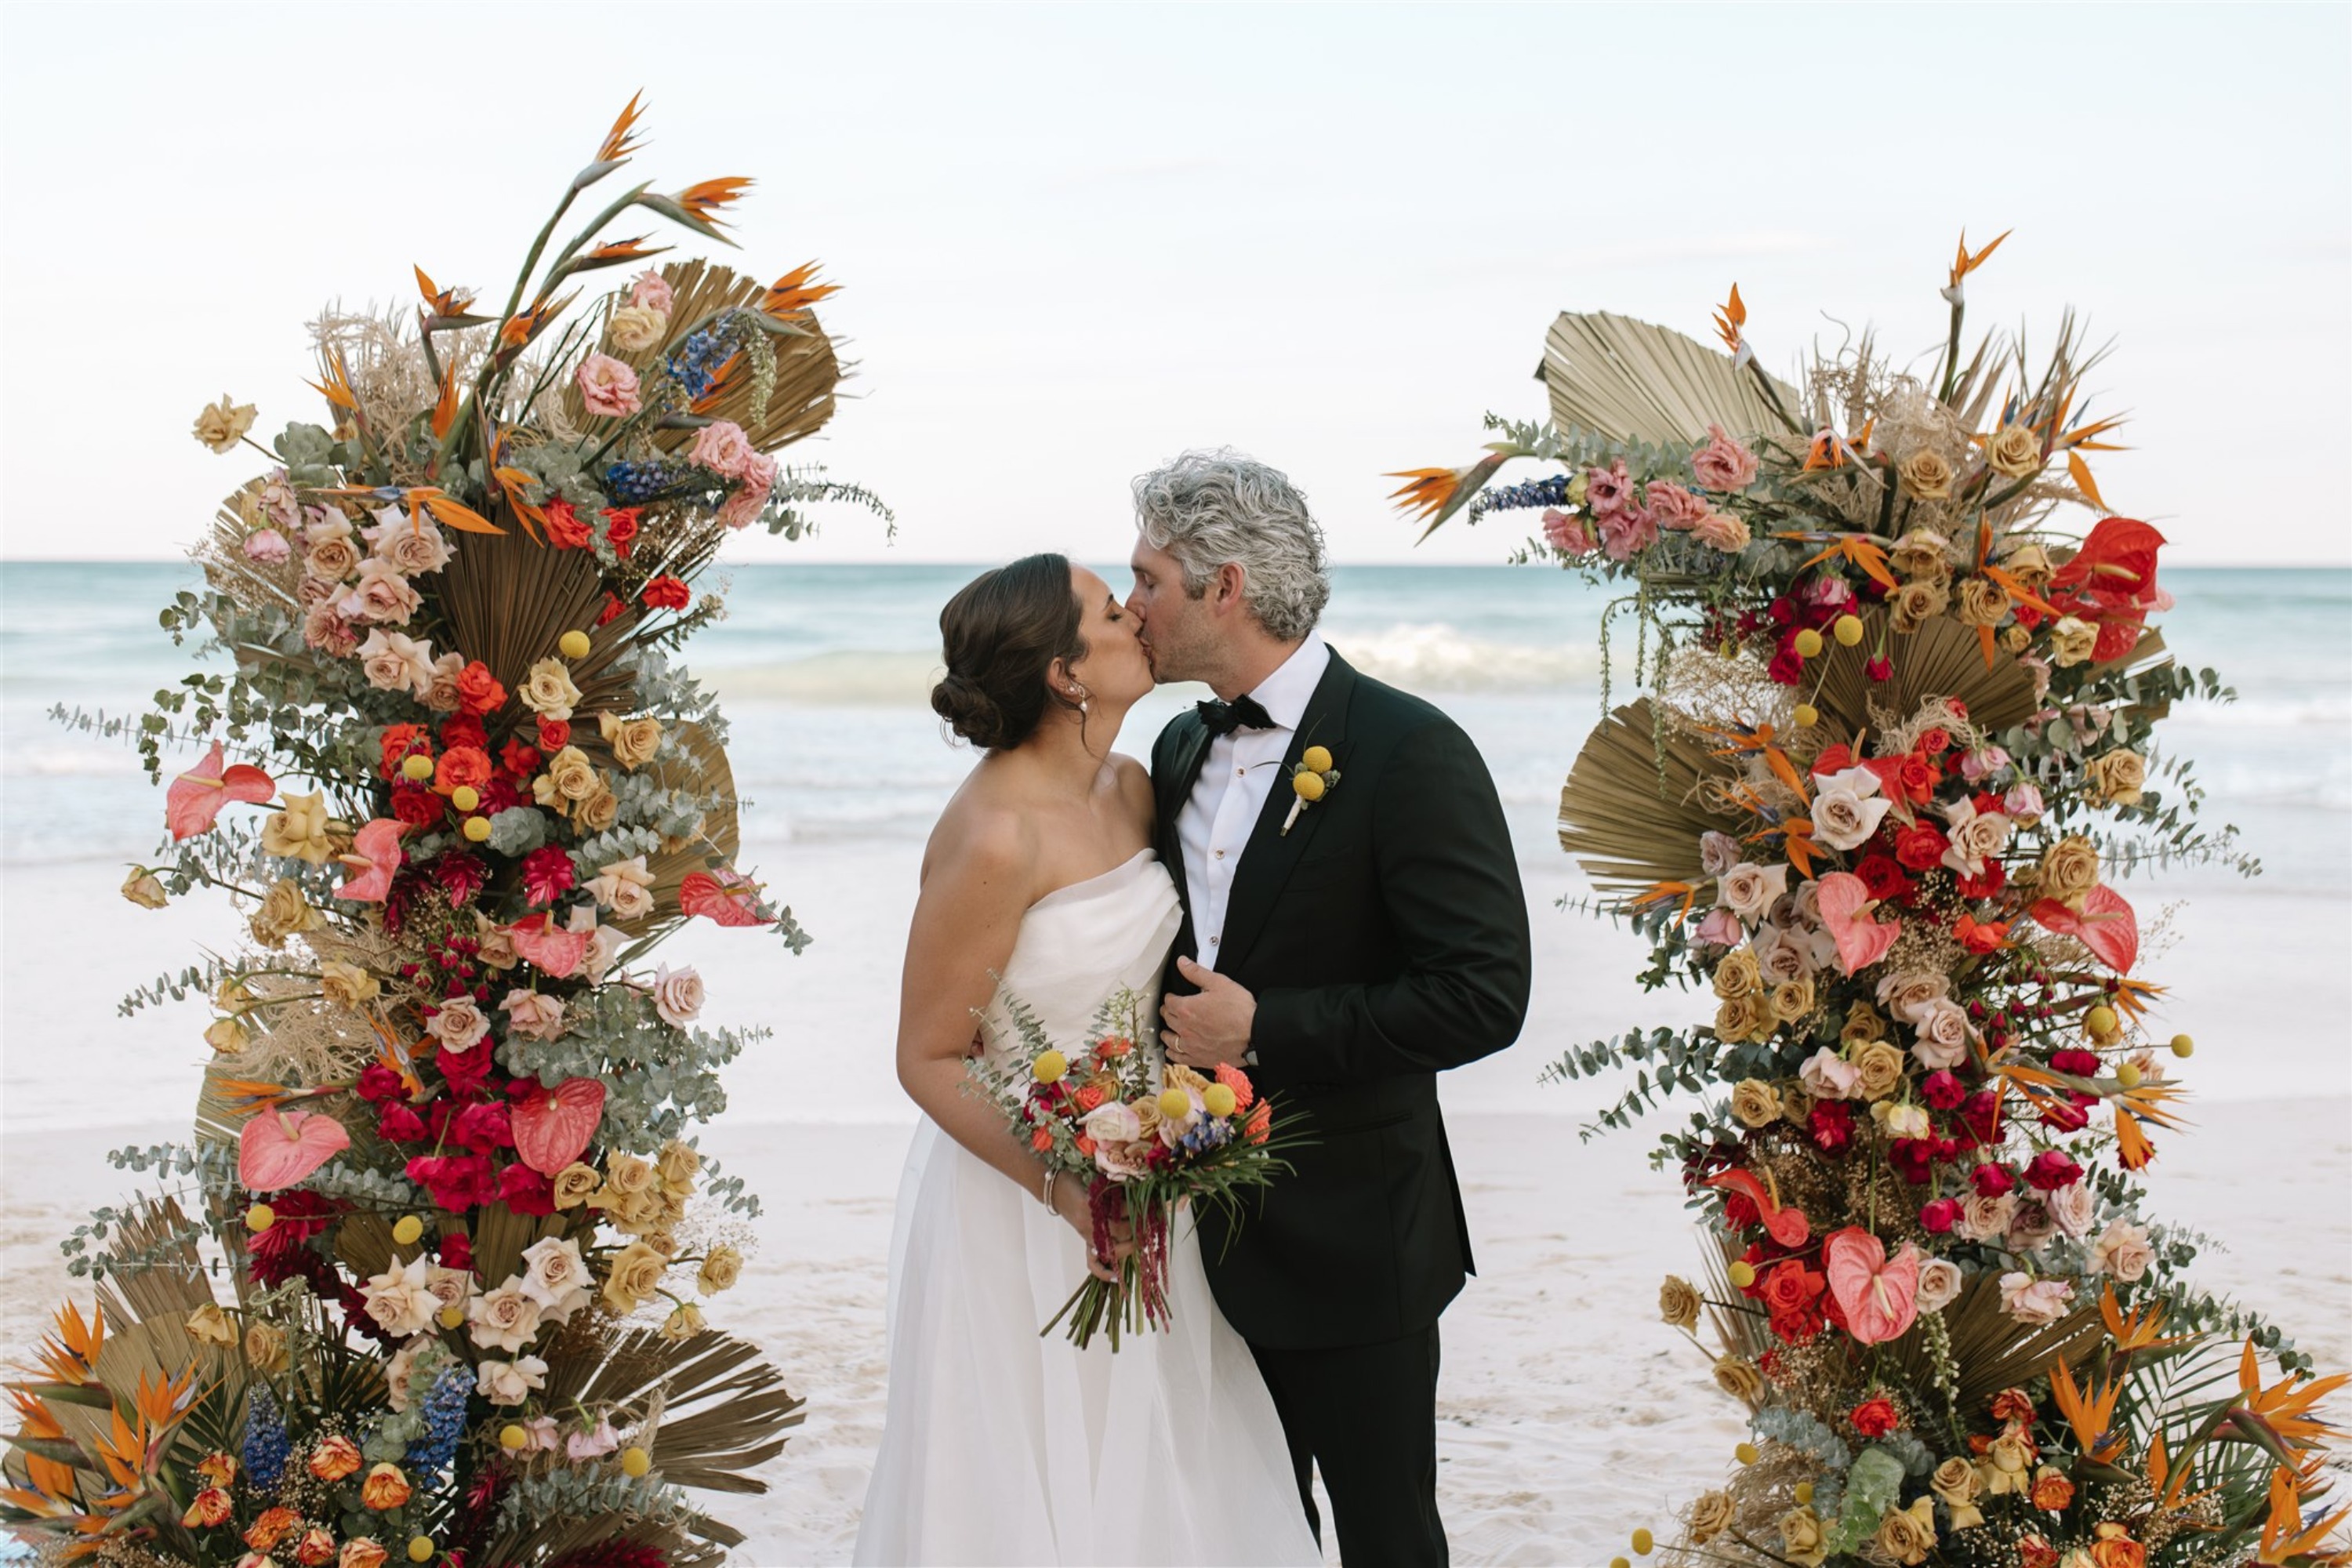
[165,741,275,841]
[1704,1168,1810,1249]
[1815,871,1902,975]
[680,866,766,927]
[2031,885,2140,973]
[238,1108,351,1192]
[505,914,591,978]
[512,1077,608,1175]
[335,818,406,902]
[1823,1225,1921,1345]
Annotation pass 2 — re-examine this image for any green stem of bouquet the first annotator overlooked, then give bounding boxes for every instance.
[1937,300,1967,405]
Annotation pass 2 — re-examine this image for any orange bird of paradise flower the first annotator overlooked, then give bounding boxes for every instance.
[1713,282,1746,358]
[1946,228,2012,296]
[764,262,842,319]
[676,177,753,227]
[597,90,648,166]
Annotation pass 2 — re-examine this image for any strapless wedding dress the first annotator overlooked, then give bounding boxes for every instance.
[854,850,1320,1566]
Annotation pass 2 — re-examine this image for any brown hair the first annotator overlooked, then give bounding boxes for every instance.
[931,554,1087,751]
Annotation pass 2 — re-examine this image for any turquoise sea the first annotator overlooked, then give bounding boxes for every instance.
[2,561,2346,887]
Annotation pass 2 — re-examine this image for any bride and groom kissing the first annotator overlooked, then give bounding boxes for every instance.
[855,450,1534,1566]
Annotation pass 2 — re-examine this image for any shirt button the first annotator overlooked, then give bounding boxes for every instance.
[1209,936,1219,946]
[1236,767,1245,776]
[1214,849,1225,859]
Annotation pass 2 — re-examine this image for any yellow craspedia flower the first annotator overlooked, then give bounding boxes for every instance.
[1203,1083,1238,1119]
[437,1305,465,1330]
[463,815,494,843]
[1793,628,1824,659]
[391,1215,424,1246]
[2085,1004,2118,1038]
[1158,1088,1192,1121]
[1795,1481,1814,1504]
[620,1446,652,1478]
[559,630,593,660]
[2114,1061,2143,1089]
[1292,771,1326,803]
[407,1537,435,1563]
[246,1203,276,1233]
[1300,745,1333,775]
[1833,613,1864,647]
[1032,1051,1069,1084]
[499,1424,529,1450]
[1632,1526,1655,1555]
[450,786,481,813]
[2170,1033,2194,1058]
[1793,703,1819,728]
[1735,1442,1759,1465]
[1726,1259,1756,1289]
[401,754,434,782]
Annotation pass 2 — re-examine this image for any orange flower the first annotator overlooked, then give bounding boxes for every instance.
[1990,1388,2037,1427]
[763,262,841,320]
[361,1461,413,1510]
[196,1450,238,1487]
[2030,1468,2074,1512]
[2089,1523,2147,1568]
[341,1541,392,1568]
[1029,1127,1053,1152]
[246,1504,303,1550]
[308,1432,363,1483]
[2018,1536,2059,1568]
[183,1486,233,1527]
[296,1526,340,1566]
[674,177,753,227]
[1244,1100,1273,1144]
[1096,1036,1133,1060]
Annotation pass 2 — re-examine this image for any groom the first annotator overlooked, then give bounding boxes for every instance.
[1129,449,1532,1566]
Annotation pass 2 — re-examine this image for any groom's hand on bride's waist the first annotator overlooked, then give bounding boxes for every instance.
[1160,956,1255,1069]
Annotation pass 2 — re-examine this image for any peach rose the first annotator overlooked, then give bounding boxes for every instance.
[362,510,454,575]
[627,270,674,313]
[342,559,423,626]
[358,628,437,699]
[475,1354,549,1406]
[599,710,665,770]
[193,395,258,453]
[575,353,643,418]
[360,1461,412,1510]
[520,1236,593,1320]
[1691,423,1759,491]
[2089,1219,2154,1281]
[467,1275,544,1353]
[1898,448,1955,500]
[519,657,583,720]
[652,964,704,1027]
[601,1240,670,1314]
[1998,1271,2074,1325]
[1692,509,1751,554]
[500,989,567,1041]
[688,419,757,478]
[1915,1258,1964,1313]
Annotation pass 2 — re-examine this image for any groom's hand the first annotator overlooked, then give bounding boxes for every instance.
[1160,956,1255,1069]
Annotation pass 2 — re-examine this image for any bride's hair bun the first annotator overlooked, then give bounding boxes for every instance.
[932,554,1087,752]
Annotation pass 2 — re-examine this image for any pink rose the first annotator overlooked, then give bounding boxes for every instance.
[650,964,704,1027]
[627,270,674,314]
[244,529,292,564]
[1583,459,1634,516]
[499,989,567,1042]
[1802,575,1856,613]
[1693,906,1744,948]
[1540,508,1596,557]
[575,354,642,418]
[2089,1219,2153,1281]
[715,450,778,530]
[2002,782,2045,822]
[302,601,361,655]
[688,419,757,479]
[1958,746,2011,782]
[1798,1047,1860,1101]
[1691,423,1760,491]
[340,560,422,626]
[1642,481,1711,532]
[1595,504,1658,561]
[1998,1271,2074,1327]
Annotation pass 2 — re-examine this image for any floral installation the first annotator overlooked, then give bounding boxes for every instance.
[967,989,1288,1350]
[1280,743,1341,836]
[8,99,881,1566]
[1401,238,2347,1566]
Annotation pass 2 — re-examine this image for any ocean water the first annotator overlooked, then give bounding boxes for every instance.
[3,561,2345,885]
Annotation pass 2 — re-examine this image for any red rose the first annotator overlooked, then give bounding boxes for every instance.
[379,723,431,780]
[1956,860,2007,900]
[1769,1305,1824,1345]
[405,1152,500,1211]
[378,1102,428,1142]
[544,499,594,550]
[1922,1069,1966,1109]
[1854,852,1912,902]
[1972,1162,2016,1197]
[2039,1099,2092,1133]
[1894,753,1941,803]
[2026,1149,2082,1190]
[437,1040,495,1097]
[438,713,489,753]
[2049,1048,2101,1077]
[536,716,572,751]
[356,1064,406,1103]
[434,746,493,797]
[1893,822,1949,872]
[500,739,543,779]
[1760,1258,1824,1316]
[499,1163,556,1216]
[1919,1197,1959,1233]
[603,507,641,557]
[641,575,691,612]
[1865,655,1893,681]
[1888,1138,1937,1185]
[1809,1099,1855,1154]
[595,590,626,627]
[456,660,506,717]
[391,786,446,829]
[1850,1395,1901,1438]
[1955,913,2009,953]
[1917,727,1952,755]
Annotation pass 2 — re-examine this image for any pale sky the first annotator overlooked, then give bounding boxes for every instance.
[2,2,2346,567]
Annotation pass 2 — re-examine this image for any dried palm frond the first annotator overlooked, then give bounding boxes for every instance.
[612,721,741,946]
[1543,310,1799,448]
[1810,611,2039,753]
[1559,698,1740,895]
[1883,1271,2103,1412]
[434,519,617,702]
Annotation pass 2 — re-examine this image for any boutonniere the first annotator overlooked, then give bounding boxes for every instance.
[1281,746,1339,836]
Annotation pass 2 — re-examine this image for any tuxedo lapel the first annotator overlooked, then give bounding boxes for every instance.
[1214,652,1358,974]
[1156,712,1215,917]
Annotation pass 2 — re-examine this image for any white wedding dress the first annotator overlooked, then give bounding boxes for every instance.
[855,850,1321,1566]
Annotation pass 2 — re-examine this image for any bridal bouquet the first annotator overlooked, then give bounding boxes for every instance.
[1401,241,2347,1566]
[8,100,880,1566]
[968,989,1282,1350]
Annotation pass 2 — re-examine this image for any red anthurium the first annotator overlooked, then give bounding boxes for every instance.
[1705,1168,1811,1248]
[238,1109,351,1192]
[165,741,276,841]
[1816,872,1902,975]
[2047,517,2171,662]
[681,866,765,927]
[504,914,592,978]
[335,819,406,902]
[512,1077,607,1175]
[1823,1225,1921,1345]
[2031,884,2140,973]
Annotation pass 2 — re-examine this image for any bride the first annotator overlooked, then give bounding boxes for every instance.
[854,554,1321,1566]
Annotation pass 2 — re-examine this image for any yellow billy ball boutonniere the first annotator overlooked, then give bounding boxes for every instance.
[1281,746,1340,836]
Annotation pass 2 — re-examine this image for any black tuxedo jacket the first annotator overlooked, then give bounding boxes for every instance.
[1152,649,1531,1350]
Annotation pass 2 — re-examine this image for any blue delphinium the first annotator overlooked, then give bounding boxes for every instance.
[604,460,681,505]
[241,1382,291,1493]
[404,1363,475,1477]
[1469,473,1573,519]
[665,327,731,401]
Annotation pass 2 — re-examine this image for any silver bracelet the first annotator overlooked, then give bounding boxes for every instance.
[1040,1168,1058,1210]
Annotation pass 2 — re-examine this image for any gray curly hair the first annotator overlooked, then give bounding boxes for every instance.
[1131,448,1331,641]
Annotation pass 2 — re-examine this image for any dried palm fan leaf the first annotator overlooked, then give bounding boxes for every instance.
[610,721,741,949]
[1559,698,1740,895]
[1542,311,1799,448]
[566,258,842,455]
[1810,611,2039,755]
[524,1323,806,1492]
[434,516,615,702]
[469,1205,578,1292]
[1882,1270,2103,1410]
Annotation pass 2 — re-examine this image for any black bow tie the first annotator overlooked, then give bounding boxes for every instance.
[1196,694,1276,736]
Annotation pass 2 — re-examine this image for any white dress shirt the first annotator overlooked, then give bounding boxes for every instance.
[1175,632,1330,971]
